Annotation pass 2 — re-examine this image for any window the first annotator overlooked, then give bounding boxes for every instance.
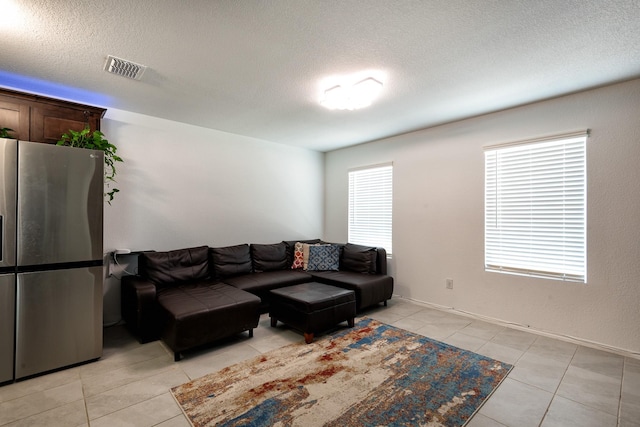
[484,132,587,282]
[348,164,393,254]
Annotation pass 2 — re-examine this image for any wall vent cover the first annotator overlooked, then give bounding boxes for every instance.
[104,55,147,80]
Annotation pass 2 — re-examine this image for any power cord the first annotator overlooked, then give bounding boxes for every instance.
[109,252,137,280]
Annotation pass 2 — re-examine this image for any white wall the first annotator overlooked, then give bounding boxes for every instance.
[325,78,640,355]
[101,110,324,324]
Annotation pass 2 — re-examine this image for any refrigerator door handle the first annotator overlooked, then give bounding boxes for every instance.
[0,214,3,262]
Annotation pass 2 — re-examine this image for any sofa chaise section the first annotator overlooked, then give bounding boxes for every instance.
[121,246,261,359]
[309,244,393,311]
[158,282,260,361]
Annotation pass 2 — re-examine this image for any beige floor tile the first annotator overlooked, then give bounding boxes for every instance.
[379,299,425,317]
[540,395,617,427]
[622,356,640,387]
[90,392,182,427]
[0,368,80,403]
[366,309,407,324]
[422,311,473,330]
[79,341,168,380]
[4,399,87,427]
[556,365,621,415]
[102,323,142,358]
[252,316,283,338]
[621,406,640,427]
[179,342,261,380]
[478,378,553,427]
[413,322,458,341]
[459,320,506,341]
[155,414,191,427]
[391,317,428,333]
[466,413,508,427]
[175,332,256,361]
[407,307,454,322]
[508,351,569,392]
[435,318,473,334]
[570,345,624,379]
[526,335,577,364]
[247,328,302,353]
[619,418,640,427]
[477,341,524,365]
[82,354,175,397]
[442,332,488,353]
[490,328,537,352]
[86,365,189,420]
[620,357,640,423]
[0,380,84,425]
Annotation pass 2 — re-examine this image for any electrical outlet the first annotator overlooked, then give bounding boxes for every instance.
[446,278,453,289]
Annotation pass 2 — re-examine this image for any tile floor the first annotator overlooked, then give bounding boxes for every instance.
[0,297,638,426]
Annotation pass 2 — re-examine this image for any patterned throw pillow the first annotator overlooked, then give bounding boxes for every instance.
[306,245,340,271]
[302,243,323,270]
[291,242,305,269]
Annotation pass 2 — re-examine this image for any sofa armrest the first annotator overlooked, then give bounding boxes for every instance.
[376,247,388,275]
[121,275,161,343]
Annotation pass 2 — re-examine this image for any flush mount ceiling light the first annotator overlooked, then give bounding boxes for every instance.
[0,0,25,29]
[320,77,383,110]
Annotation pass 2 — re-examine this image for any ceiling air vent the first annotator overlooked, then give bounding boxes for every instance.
[104,55,147,80]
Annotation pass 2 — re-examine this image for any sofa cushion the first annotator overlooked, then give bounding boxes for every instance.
[139,246,209,288]
[251,242,289,273]
[223,269,313,311]
[210,244,252,279]
[223,270,313,294]
[306,244,340,271]
[309,270,394,311]
[341,243,378,274]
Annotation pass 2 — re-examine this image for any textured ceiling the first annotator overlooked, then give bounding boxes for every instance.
[1,0,639,152]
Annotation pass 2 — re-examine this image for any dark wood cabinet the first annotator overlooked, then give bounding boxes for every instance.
[0,88,106,143]
[0,96,29,138]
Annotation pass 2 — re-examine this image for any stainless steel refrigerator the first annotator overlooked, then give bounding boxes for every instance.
[0,138,103,383]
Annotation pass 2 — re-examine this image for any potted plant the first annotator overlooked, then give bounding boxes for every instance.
[57,126,123,204]
[0,127,15,138]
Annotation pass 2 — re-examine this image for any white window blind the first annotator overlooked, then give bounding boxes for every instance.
[484,133,587,282]
[348,164,393,254]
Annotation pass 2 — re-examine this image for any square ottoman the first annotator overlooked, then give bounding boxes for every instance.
[158,283,261,361]
[269,282,356,343]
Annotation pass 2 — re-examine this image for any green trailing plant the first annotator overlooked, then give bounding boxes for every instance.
[57,126,123,204]
[0,127,15,138]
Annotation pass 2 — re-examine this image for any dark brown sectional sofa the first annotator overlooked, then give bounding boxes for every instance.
[121,239,393,360]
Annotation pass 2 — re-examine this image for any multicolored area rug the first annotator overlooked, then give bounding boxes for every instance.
[171,317,512,427]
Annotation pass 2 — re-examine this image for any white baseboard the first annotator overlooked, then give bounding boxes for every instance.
[392,294,640,360]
